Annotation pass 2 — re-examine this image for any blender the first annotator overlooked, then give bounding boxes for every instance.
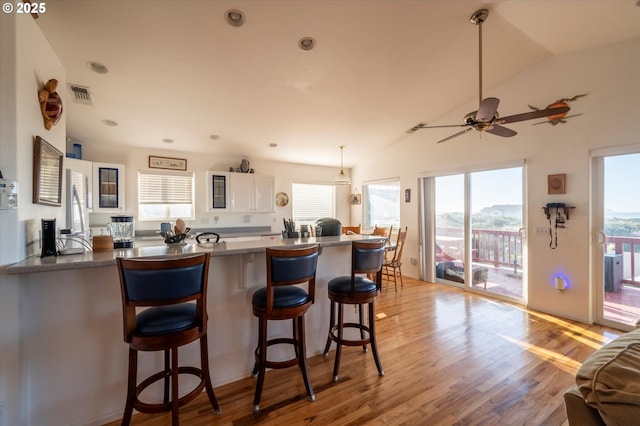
[108,215,135,248]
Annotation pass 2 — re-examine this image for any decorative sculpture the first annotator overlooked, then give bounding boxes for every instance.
[38,79,63,130]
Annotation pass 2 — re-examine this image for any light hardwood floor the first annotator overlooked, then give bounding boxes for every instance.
[108,278,620,426]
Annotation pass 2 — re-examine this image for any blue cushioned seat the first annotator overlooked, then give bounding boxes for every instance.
[136,303,197,336]
[252,286,310,309]
[328,276,377,294]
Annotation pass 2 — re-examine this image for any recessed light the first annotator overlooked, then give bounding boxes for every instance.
[209,134,220,140]
[298,37,316,51]
[225,9,245,27]
[269,143,278,148]
[162,138,174,144]
[87,61,109,74]
[102,119,118,126]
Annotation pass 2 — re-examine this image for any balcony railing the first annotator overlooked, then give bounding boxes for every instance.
[437,228,640,286]
[606,236,640,286]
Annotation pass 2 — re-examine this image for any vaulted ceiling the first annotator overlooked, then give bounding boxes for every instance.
[35,1,640,167]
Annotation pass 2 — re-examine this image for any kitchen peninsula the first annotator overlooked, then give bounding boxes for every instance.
[7,234,382,425]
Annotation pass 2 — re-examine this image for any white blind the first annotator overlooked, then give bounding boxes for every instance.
[138,170,193,204]
[292,183,335,225]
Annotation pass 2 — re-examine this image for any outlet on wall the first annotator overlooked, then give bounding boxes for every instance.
[535,226,549,236]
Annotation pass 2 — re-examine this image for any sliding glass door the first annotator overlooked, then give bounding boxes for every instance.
[593,151,640,329]
[424,163,525,301]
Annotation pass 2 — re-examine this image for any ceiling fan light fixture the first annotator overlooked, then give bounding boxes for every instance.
[333,145,351,185]
[225,9,245,27]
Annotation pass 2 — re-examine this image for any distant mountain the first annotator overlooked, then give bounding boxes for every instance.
[605,210,640,219]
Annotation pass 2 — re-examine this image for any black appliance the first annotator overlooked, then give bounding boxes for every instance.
[41,218,58,257]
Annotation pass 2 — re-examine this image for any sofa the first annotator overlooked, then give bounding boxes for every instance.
[564,328,640,425]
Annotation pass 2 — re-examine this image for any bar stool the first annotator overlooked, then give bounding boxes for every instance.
[116,253,221,426]
[251,245,319,412]
[323,240,386,381]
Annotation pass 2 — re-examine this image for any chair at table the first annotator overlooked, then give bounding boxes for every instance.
[382,226,408,291]
[323,240,386,382]
[341,224,361,235]
[251,245,319,411]
[116,253,221,426]
[372,225,392,239]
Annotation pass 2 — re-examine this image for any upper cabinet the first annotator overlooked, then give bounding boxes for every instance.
[92,162,125,212]
[207,171,274,213]
[205,171,230,212]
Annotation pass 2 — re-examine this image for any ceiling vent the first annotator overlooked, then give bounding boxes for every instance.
[67,84,93,105]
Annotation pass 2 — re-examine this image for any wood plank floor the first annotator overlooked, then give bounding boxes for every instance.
[108,278,621,426]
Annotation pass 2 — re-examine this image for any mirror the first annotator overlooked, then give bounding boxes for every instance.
[33,136,63,206]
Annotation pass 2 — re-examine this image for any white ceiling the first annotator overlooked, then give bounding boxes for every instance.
[35,1,640,168]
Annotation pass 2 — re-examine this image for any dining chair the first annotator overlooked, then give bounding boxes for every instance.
[382,226,408,291]
[341,224,361,235]
[372,225,392,238]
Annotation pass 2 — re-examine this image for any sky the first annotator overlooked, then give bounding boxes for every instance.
[605,153,640,213]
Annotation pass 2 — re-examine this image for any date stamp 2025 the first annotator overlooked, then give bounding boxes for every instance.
[3,2,46,14]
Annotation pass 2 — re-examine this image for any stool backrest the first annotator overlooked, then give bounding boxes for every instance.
[352,240,386,290]
[265,245,319,312]
[117,253,211,340]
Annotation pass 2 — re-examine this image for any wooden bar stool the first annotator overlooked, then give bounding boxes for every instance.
[251,245,319,412]
[323,240,386,381]
[116,253,221,426]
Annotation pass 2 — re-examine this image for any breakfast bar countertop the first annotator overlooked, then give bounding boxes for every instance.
[6,234,382,275]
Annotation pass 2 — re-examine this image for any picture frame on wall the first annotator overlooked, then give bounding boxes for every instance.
[547,173,566,194]
[148,155,187,171]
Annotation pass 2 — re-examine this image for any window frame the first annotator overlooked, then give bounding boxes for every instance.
[291,182,336,228]
[362,178,401,231]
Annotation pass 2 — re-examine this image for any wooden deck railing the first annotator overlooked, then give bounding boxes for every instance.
[436,229,640,285]
[606,236,640,286]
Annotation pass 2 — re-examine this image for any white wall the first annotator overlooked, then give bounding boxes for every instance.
[350,37,640,323]
[0,12,67,426]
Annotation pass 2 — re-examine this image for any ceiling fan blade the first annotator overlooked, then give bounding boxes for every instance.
[498,106,571,125]
[417,124,468,129]
[486,125,517,137]
[436,127,474,144]
[476,97,500,121]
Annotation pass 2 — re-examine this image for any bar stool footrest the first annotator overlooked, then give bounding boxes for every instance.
[254,337,301,370]
[329,322,371,347]
[133,366,206,414]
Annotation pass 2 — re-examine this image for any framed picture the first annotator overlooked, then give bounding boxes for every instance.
[350,193,361,205]
[547,173,566,194]
[405,188,411,203]
[33,136,63,206]
[149,155,187,171]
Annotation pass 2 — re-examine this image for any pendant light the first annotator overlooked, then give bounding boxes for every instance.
[333,145,351,185]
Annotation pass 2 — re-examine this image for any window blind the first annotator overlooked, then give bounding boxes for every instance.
[138,170,193,204]
[292,183,335,224]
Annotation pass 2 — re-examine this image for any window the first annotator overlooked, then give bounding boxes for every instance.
[292,183,336,227]
[138,170,194,220]
[363,179,400,229]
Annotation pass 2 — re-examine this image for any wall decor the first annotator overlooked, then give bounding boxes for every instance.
[547,173,566,194]
[405,188,411,203]
[275,192,289,207]
[38,79,63,130]
[149,155,187,171]
[350,188,361,205]
[33,136,63,206]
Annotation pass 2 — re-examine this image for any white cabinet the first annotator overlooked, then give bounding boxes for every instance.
[92,162,125,212]
[208,172,274,213]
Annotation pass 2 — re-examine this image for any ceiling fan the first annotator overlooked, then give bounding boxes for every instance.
[414,9,571,144]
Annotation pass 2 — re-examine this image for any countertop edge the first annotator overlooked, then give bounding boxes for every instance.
[6,235,385,275]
